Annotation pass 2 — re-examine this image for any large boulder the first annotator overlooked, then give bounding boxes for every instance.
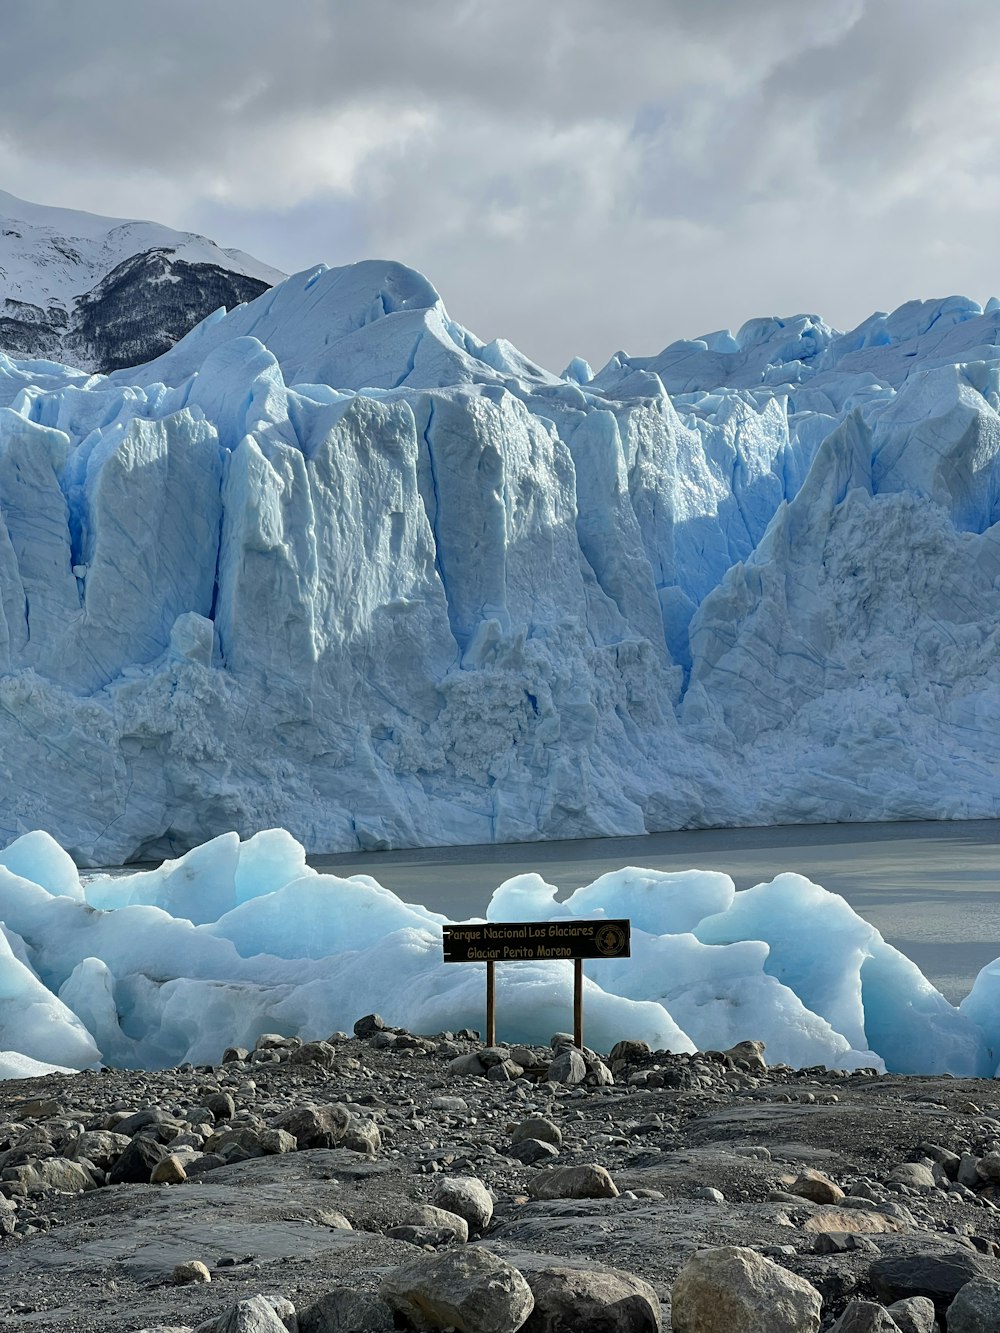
[380,1247,533,1332]
[522,1264,662,1332]
[401,1204,469,1243]
[672,1246,821,1333]
[527,1165,619,1201]
[107,1136,169,1184]
[215,1295,291,1332]
[431,1176,494,1231]
[869,1251,1000,1315]
[827,1302,899,1332]
[299,1287,396,1332]
[7,1157,97,1194]
[948,1277,1000,1333]
[271,1103,350,1150]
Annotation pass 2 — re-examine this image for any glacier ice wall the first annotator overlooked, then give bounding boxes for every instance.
[1,264,1000,860]
[0,828,993,1079]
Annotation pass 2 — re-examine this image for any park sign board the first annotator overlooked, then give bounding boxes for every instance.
[441,918,631,1048]
[442,918,630,964]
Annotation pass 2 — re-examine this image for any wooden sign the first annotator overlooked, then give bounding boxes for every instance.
[442,918,630,1048]
[442,919,630,963]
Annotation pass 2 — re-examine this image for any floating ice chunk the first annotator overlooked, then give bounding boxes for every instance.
[0,830,82,899]
[0,1051,76,1078]
[233,827,312,905]
[694,872,989,1076]
[486,873,561,922]
[207,872,445,958]
[566,867,736,935]
[0,927,100,1068]
[959,962,1000,1072]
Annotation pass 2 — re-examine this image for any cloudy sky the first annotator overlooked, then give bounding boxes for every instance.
[0,0,997,371]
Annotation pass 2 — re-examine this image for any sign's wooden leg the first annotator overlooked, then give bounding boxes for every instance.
[486,959,496,1047]
[573,956,583,1049]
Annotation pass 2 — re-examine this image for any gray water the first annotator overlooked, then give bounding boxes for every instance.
[311,818,1000,1005]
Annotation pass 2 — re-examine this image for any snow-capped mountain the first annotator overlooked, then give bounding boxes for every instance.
[2,242,1000,863]
[0,190,283,371]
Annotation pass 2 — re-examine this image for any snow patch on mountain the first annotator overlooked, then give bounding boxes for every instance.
[0,190,283,371]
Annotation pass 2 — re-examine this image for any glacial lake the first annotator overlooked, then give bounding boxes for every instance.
[312,818,1000,1006]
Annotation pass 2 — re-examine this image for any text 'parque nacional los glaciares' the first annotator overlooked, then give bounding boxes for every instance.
[442,919,630,963]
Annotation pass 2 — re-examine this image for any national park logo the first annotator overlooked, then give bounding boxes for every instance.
[595,923,627,956]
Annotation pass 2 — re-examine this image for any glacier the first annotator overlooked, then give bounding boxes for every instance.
[1,260,1000,860]
[0,827,995,1080]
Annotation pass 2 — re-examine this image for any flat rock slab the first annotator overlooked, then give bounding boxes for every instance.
[0,1152,413,1331]
[14,1215,364,1282]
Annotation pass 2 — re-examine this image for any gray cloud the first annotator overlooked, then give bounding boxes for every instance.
[1,0,998,370]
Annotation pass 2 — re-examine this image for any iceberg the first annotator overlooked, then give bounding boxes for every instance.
[0,827,995,1078]
[0,259,999,859]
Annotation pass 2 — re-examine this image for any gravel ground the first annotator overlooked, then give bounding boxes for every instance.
[0,1024,999,1331]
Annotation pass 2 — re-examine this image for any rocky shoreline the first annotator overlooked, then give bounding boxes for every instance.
[1,1020,999,1332]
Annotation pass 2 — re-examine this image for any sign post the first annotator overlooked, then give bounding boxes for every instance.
[442,918,631,1050]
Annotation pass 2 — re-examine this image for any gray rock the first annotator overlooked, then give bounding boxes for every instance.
[522,1264,662,1332]
[948,1277,1000,1333]
[528,1164,619,1200]
[14,1097,62,1119]
[958,1154,983,1188]
[107,1136,168,1184]
[271,1104,350,1150]
[380,1246,533,1333]
[151,1154,188,1184]
[975,1154,1000,1183]
[547,1049,587,1086]
[386,1224,461,1247]
[887,1163,937,1191]
[671,1245,821,1333]
[254,1033,301,1051]
[353,1014,385,1038]
[206,1126,295,1157]
[183,1152,227,1176]
[447,1053,487,1077]
[216,1296,290,1333]
[608,1040,652,1064]
[8,1157,96,1194]
[204,1093,236,1122]
[511,1116,562,1148]
[299,1288,395,1332]
[509,1138,561,1166]
[431,1175,494,1231]
[885,1296,936,1333]
[173,1260,211,1285]
[401,1204,469,1242]
[723,1040,767,1071]
[827,1301,898,1332]
[290,1040,338,1069]
[66,1129,131,1169]
[341,1119,380,1155]
[812,1232,880,1256]
[869,1250,998,1313]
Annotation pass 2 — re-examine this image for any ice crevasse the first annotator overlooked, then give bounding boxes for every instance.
[0,826,996,1080]
[1,265,1000,860]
